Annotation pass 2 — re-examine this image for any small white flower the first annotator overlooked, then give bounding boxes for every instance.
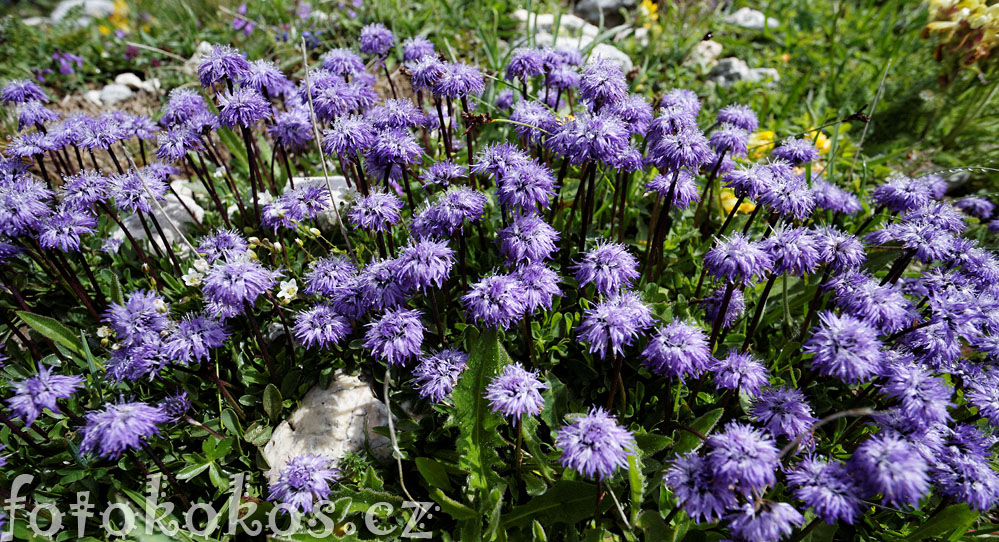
[182,269,203,287]
[193,259,210,273]
[213,167,225,179]
[276,279,298,303]
[309,227,321,236]
[153,299,169,313]
[272,242,282,251]
[96,326,111,339]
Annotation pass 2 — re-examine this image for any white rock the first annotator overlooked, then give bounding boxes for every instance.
[722,7,778,30]
[512,10,599,40]
[99,84,133,105]
[589,43,634,72]
[532,32,634,72]
[114,73,145,90]
[112,180,205,252]
[51,0,114,24]
[183,41,215,76]
[684,39,723,69]
[23,17,49,26]
[83,90,103,106]
[262,373,393,484]
[708,57,780,87]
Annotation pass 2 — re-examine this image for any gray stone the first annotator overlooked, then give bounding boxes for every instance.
[722,7,778,30]
[708,57,780,87]
[533,32,634,73]
[112,180,205,252]
[51,0,114,24]
[99,84,133,105]
[83,90,103,106]
[262,373,392,484]
[589,43,634,73]
[183,41,215,77]
[511,10,600,40]
[574,0,636,27]
[684,39,723,69]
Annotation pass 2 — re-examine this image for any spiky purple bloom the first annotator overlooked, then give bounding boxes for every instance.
[515,263,562,312]
[709,123,749,157]
[155,125,202,162]
[832,272,915,334]
[814,227,866,272]
[555,407,635,480]
[2,79,47,105]
[322,114,374,159]
[803,311,882,383]
[848,432,929,507]
[664,452,739,523]
[364,308,424,365]
[348,191,403,232]
[760,225,821,276]
[294,304,351,349]
[0,175,52,236]
[717,104,758,132]
[198,44,250,88]
[412,349,467,402]
[578,291,654,359]
[607,95,654,136]
[471,142,531,181]
[660,88,700,115]
[38,209,96,252]
[813,179,862,215]
[706,422,779,495]
[641,319,712,380]
[243,60,291,97]
[462,273,528,330]
[268,107,314,151]
[701,286,745,330]
[360,23,395,56]
[712,351,769,397]
[159,392,191,421]
[758,173,816,220]
[159,88,208,127]
[268,454,340,514]
[771,137,820,165]
[321,48,365,77]
[412,188,487,238]
[198,228,248,263]
[956,196,994,219]
[202,258,279,310]
[497,161,557,214]
[365,126,423,177]
[432,62,485,99]
[572,241,640,296]
[578,58,628,107]
[358,258,411,309]
[105,290,170,346]
[17,100,58,131]
[80,401,169,459]
[786,456,863,524]
[7,365,84,426]
[110,169,167,215]
[406,56,446,92]
[646,125,713,173]
[303,255,356,297]
[883,362,952,428]
[485,363,547,421]
[545,64,581,92]
[398,238,455,291]
[506,47,546,81]
[495,89,516,110]
[424,161,466,187]
[871,174,932,213]
[401,36,435,61]
[645,171,700,211]
[5,132,53,157]
[217,87,271,128]
[498,215,559,265]
[367,99,429,130]
[548,111,632,165]
[726,501,804,542]
[750,387,817,441]
[510,100,557,144]
[261,184,329,232]
[705,233,774,286]
[163,314,230,365]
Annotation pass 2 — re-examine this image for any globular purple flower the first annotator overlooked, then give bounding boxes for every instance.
[105,290,170,346]
[156,125,202,162]
[402,36,435,61]
[771,137,820,165]
[706,422,779,495]
[726,501,804,542]
[832,271,915,334]
[268,107,313,152]
[572,240,640,295]
[268,454,340,514]
[607,95,654,136]
[510,100,558,144]
[578,58,627,107]
[645,171,700,211]
[750,387,817,441]
[578,291,654,359]
[412,188,487,238]
[360,23,395,56]
[496,89,516,110]
[555,406,635,480]
[160,88,208,127]
[294,304,351,349]
[358,258,411,309]
[645,125,713,173]
[813,179,862,215]
[705,233,773,286]
[1,79,48,105]
[367,99,430,130]
[497,161,557,214]
[758,173,815,220]
[262,185,329,232]
[202,258,279,311]
[243,60,291,97]
[412,349,467,402]
[904,202,967,234]
[159,392,191,421]
[803,311,882,383]
[423,161,466,187]
[7,365,84,426]
[321,48,366,77]
[723,161,774,200]
[664,452,739,523]
[515,263,562,312]
[814,227,865,273]
[463,273,528,330]
[649,103,698,140]
[717,104,758,132]
[198,228,248,263]
[432,62,485,99]
[197,44,250,88]
[163,314,230,365]
[786,456,863,524]
[871,174,932,213]
[472,143,531,181]
[545,64,580,92]
[110,169,167,215]
[498,215,559,265]
[883,362,952,428]
[709,123,749,157]
[0,175,52,236]
[848,432,929,507]
[365,126,423,178]
[323,114,374,159]
[486,363,547,421]
[398,238,454,290]
[712,350,769,397]
[406,56,446,93]
[641,318,712,380]
[38,209,97,252]
[761,225,821,276]
[348,191,403,232]
[303,255,356,297]
[217,87,271,128]
[17,100,59,131]
[5,132,53,157]
[506,48,546,81]
[956,196,994,220]
[364,308,424,365]
[80,401,169,459]
[660,88,700,116]
[106,342,170,383]
[702,286,746,330]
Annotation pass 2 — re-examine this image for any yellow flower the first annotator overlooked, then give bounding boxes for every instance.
[98,25,112,35]
[748,130,776,160]
[811,131,832,155]
[720,189,755,215]
[640,0,659,20]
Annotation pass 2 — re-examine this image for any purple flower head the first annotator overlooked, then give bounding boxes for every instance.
[398,238,455,291]
[848,432,929,507]
[268,107,313,152]
[578,58,627,107]
[406,56,446,92]
[813,179,862,215]
[242,60,290,98]
[322,114,374,159]
[198,228,248,263]
[717,104,758,132]
[709,123,749,157]
[498,215,559,265]
[486,362,547,421]
[771,137,820,166]
[883,362,953,428]
[760,225,821,276]
[510,100,558,144]
[607,95,654,136]
[495,89,516,110]
[650,103,698,140]
[660,88,700,116]
[367,99,430,130]
[232,3,256,36]
[578,291,654,359]
[321,48,365,77]
[758,173,816,220]
[110,169,167,215]
[38,209,96,252]
[104,290,170,346]
[555,406,636,480]
[365,127,423,175]
[160,88,208,127]
[646,125,714,173]
[412,349,467,402]
[515,263,562,312]
[163,314,230,365]
[202,258,279,311]
[904,202,968,235]
[268,454,340,514]
[364,308,424,365]
[956,196,994,220]
[7,365,84,426]
[871,173,932,213]
[159,392,191,421]
[832,271,915,334]
[2,79,48,105]
[80,401,169,459]
[424,161,466,187]
[664,452,739,523]
[463,273,528,330]
[303,255,356,297]
[545,63,580,92]
[17,100,59,131]
[84,114,126,149]
[726,501,804,542]
[472,143,531,181]
[432,62,485,99]
[506,48,546,81]
[705,233,774,286]
[360,23,395,56]
[261,185,329,232]
[198,44,250,88]
[294,304,351,349]
[645,170,700,211]
[641,318,712,380]
[217,87,271,128]
[814,226,865,273]
[706,422,779,495]
[0,175,52,236]
[712,350,769,397]
[6,132,54,157]
[804,311,882,384]
[402,36,435,61]
[700,286,744,332]
[750,387,817,441]
[497,161,557,214]
[348,191,403,232]
[786,456,863,524]
[358,258,411,309]
[572,240,640,295]
[155,125,202,162]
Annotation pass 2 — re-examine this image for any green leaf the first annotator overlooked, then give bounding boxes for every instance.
[904,504,979,542]
[672,408,723,456]
[109,272,124,305]
[452,328,506,496]
[429,488,478,520]
[627,453,646,526]
[176,461,210,481]
[415,457,452,491]
[532,520,548,542]
[263,384,283,421]
[17,311,84,357]
[243,421,272,447]
[503,481,606,529]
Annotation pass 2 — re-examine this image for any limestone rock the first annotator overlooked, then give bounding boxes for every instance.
[533,32,634,72]
[51,0,114,24]
[722,7,778,30]
[84,90,103,106]
[684,39,723,69]
[183,41,215,77]
[112,180,205,252]
[262,373,393,484]
[99,84,133,105]
[708,57,780,87]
